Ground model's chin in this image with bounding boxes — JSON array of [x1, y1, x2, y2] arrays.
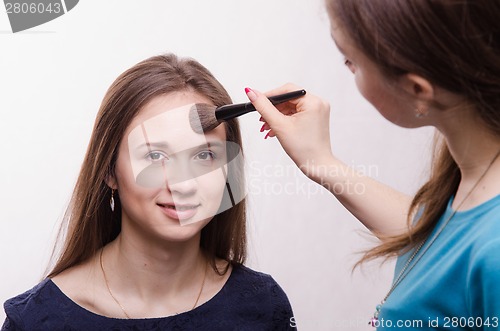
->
[[178, 212, 215, 227]]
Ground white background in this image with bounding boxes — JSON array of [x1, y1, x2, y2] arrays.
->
[[0, 1, 434, 330]]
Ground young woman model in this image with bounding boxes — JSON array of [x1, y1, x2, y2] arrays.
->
[[246, 0, 500, 329], [2, 54, 294, 330]]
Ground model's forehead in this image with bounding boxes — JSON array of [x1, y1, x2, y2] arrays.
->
[[127, 107, 224, 153], [126, 92, 227, 157], [130, 92, 213, 128]]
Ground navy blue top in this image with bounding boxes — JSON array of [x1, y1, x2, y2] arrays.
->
[[2, 265, 295, 331]]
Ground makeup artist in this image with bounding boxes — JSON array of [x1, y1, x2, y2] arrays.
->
[[245, 0, 500, 329]]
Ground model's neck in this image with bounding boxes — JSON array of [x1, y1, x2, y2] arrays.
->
[[104, 230, 205, 302]]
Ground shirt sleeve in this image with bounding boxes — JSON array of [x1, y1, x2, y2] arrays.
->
[[264, 276, 296, 330], [2, 307, 22, 331], [467, 238, 500, 330]]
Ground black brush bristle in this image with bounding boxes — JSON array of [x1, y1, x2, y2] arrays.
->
[[189, 89, 307, 133], [189, 103, 219, 133]]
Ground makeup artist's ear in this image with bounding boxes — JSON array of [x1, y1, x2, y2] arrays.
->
[[400, 73, 435, 102]]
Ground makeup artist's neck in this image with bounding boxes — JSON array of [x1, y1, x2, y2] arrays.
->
[[436, 106, 500, 208], [107, 230, 205, 299]]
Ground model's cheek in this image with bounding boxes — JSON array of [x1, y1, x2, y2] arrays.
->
[[177, 169, 226, 226], [116, 154, 160, 198], [181, 143, 247, 225]]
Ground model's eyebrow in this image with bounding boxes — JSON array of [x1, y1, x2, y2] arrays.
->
[[136, 140, 225, 151], [136, 142, 169, 150], [203, 141, 225, 148]]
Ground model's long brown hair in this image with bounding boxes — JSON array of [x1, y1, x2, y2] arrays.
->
[[326, 0, 500, 261], [47, 54, 246, 278]]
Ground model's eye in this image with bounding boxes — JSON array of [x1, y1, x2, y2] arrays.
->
[[195, 151, 216, 161], [146, 151, 167, 162]]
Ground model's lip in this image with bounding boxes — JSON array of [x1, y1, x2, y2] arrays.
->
[[156, 203, 201, 210], [157, 202, 200, 220]]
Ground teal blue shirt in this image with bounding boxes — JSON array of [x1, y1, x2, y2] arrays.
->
[[378, 195, 500, 330]]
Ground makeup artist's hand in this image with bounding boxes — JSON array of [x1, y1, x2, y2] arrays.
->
[[245, 83, 334, 182], [246, 84, 412, 235]]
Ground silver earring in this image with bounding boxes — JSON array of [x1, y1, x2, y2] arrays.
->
[[110, 189, 115, 212]]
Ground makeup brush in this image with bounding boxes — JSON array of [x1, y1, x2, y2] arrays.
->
[[189, 89, 306, 133]]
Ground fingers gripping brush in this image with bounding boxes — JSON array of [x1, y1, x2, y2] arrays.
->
[[189, 89, 306, 133]]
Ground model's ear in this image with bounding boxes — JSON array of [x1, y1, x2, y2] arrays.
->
[[105, 170, 118, 190], [400, 73, 435, 102]]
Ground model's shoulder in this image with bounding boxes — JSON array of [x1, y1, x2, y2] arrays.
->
[[232, 264, 276, 284], [5, 279, 54, 306], [3, 279, 58, 329], [50, 254, 109, 314], [225, 265, 294, 328], [50, 259, 97, 300], [230, 264, 290, 300]]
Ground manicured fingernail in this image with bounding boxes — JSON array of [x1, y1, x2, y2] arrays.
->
[[245, 87, 257, 102], [264, 132, 270, 139], [260, 124, 266, 132], [259, 116, 264, 122]]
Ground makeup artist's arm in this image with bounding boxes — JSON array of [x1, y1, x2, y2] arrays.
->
[[246, 84, 412, 237]]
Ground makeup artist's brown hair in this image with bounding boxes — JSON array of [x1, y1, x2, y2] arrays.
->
[[326, 0, 500, 261], [47, 54, 246, 277]]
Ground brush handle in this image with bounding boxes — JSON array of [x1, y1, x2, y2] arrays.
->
[[215, 89, 306, 121]]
